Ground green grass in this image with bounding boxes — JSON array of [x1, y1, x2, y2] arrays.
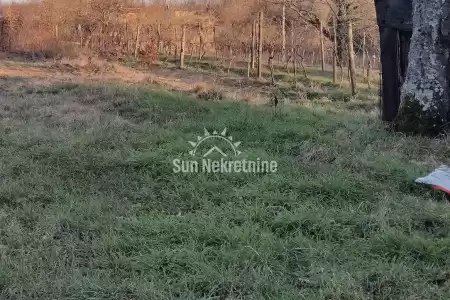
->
[[120, 56, 380, 111], [1, 78, 450, 299]]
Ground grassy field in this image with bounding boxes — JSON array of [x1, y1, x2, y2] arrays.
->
[[1, 59, 450, 299], [121, 55, 379, 106]]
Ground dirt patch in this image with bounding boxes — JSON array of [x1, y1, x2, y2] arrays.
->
[[0, 55, 281, 105]]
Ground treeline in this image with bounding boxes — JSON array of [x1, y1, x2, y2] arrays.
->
[[0, 0, 378, 92]]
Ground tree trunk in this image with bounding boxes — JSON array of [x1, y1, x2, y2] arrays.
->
[[333, 17, 338, 84], [197, 22, 203, 60], [396, 0, 450, 135], [362, 31, 366, 77], [299, 52, 308, 78], [78, 24, 83, 47], [125, 23, 130, 54], [134, 25, 140, 58], [189, 43, 194, 62], [174, 27, 178, 58], [157, 23, 162, 54], [286, 24, 294, 72], [180, 25, 186, 69], [339, 62, 344, 87], [347, 20, 357, 96], [292, 24, 297, 81], [269, 48, 275, 84], [336, 6, 346, 69], [247, 47, 251, 78], [293, 51, 297, 83], [251, 20, 256, 69], [227, 47, 234, 74], [281, 1, 286, 63], [320, 20, 325, 72], [367, 55, 372, 89], [213, 26, 218, 59], [258, 10, 264, 80]]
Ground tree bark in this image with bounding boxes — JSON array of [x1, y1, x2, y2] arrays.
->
[[197, 22, 203, 60], [180, 25, 186, 69], [333, 17, 338, 84], [299, 52, 308, 78], [157, 23, 162, 54], [247, 47, 251, 78], [347, 20, 357, 96], [336, 4, 346, 69], [189, 43, 194, 62], [78, 24, 83, 47], [174, 27, 178, 58], [362, 31, 366, 77], [134, 25, 140, 58], [251, 20, 256, 69], [396, 0, 450, 135], [287, 24, 294, 72], [320, 20, 325, 72], [269, 48, 275, 84], [258, 10, 264, 80], [292, 23, 297, 82], [281, 1, 286, 63], [227, 47, 234, 74], [367, 55, 372, 89], [213, 26, 218, 59], [293, 56, 297, 83]]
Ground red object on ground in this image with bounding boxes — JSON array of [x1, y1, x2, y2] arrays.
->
[[432, 185, 450, 194]]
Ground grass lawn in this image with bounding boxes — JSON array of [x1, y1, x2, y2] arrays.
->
[[1, 77, 450, 299]]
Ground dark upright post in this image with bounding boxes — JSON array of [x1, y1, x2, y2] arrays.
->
[[374, 0, 413, 122]]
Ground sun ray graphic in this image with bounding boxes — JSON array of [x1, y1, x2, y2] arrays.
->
[[188, 128, 242, 157]]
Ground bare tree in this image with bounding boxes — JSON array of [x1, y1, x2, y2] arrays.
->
[[134, 24, 141, 58], [180, 25, 186, 69], [319, 19, 325, 71], [347, 16, 356, 96], [251, 19, 256, 69], [281, 0, 286, 63], [332, 16, 338, 84], [258, 9, 263, 79]]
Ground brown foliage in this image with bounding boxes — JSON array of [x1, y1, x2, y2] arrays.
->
[[0, 0, 377, 71]]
